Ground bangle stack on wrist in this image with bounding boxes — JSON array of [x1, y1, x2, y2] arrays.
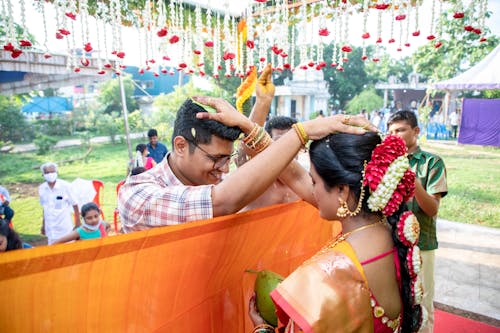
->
[[292, 123, 309, 146], [243, 124, 272, 153], [252, 323, 275, 333]]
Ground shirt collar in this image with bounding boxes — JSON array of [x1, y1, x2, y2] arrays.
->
[[408, 146, 423, 160]]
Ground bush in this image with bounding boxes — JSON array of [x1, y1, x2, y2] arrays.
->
[[32, 118, 73, 137], [345, 88, 383, 115], [33, 134, 58, 155], [0, 96, 34, 142]]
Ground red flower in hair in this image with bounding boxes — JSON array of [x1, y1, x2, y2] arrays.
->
[[364, 135, 415, 216]]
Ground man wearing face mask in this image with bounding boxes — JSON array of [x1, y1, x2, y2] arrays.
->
[[38, 162, 80, 245]]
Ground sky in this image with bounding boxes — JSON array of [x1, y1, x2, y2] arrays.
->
[[8, 0, 500, 67]]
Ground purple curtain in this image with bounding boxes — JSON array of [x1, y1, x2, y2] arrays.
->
[[459, 99, 500, 147]]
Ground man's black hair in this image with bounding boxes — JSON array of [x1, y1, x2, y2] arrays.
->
[[147, 129, 158, 138], [264, 116, 297, 135], [172, 99, 242, 151], [387, 110, 419, 128]]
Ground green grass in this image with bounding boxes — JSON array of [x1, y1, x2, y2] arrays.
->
[[0, 139, 148, 243], [420, 140, 500, 228], [1, 139, 499, 244]]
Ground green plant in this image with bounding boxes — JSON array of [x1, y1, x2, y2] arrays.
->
[[345, 88, 384, 115], [33, 134, 58, 155], [96, 112, 121, 144]]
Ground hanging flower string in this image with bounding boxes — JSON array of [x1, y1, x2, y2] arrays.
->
[[3, 1, 492, 77]]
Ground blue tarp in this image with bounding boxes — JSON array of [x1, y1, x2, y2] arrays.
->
[[22, 97, 73, 113]]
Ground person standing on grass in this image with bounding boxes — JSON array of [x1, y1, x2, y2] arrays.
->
[[38, 162, 80, 245], [0, 185, 14, 226], [388, 110, 448, 333], [147, 129, 168, 164], [449, 110, 459, 139]]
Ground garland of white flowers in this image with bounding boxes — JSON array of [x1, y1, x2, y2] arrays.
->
[[213, 12, 221, 78], [367, 155, 410, 213]]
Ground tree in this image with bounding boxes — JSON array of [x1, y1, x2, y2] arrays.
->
[[410, 6, 499, 83], [97, 75, 137, 114], [345, 88, 383, 115], [365, 53, 413, 84], [0, 96, 33, 143], [322, 45, 369, 108]]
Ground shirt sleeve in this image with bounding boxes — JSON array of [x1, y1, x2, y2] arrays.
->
[[65, 182, 79, 206], [425, 157, 448, 198]]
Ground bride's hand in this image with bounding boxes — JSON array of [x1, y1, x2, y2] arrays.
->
[[249, 293, 266, 326]]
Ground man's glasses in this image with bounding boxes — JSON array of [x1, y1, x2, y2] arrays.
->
[[186, 139, 236, 169]]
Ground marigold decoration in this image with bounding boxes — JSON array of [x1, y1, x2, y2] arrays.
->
[[236, 66, 257, 113], [363, 135, 416, 217]]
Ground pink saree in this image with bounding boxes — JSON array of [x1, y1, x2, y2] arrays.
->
[[270, 241, 374, 333]]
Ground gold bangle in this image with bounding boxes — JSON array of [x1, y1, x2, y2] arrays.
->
[[292, 123, 309, 146], [252, 323, 275, 333], [243, 124, 260, 144]]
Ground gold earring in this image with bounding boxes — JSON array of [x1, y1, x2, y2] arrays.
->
[[337, 198, 350, 218]]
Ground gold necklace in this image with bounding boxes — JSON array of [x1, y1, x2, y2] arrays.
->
[[326, 218, 386, 250]]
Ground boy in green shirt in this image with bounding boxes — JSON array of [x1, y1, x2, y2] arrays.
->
[[388, 110, 448, 333]]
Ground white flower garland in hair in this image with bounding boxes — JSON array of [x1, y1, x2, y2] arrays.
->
[[367, 155, 410, 212]]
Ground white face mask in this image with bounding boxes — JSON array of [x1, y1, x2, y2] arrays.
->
[[43, 172, 58, 183], [82, 220, 101, 231]]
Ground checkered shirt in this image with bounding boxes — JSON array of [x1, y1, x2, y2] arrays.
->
[[118, 154, 214, 232]]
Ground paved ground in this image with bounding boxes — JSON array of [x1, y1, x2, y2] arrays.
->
[[435, 219, 500, 326], [11, 132, 146, 153]]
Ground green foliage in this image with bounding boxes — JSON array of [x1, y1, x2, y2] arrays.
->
[[345, 88, 383, 114], [0, 96, 33, 143], [33, 134, 58, 155], [96, 112, 121, 144], [32, 118, 73, 137], [365, 53, 413, 83], [410, 7, 499, 83], [322, 45, 369, 108], [483, 90, 500, 99], [98, 75, 138, 114]]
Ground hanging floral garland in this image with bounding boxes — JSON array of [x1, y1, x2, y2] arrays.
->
[[236, 66, 257, 113], [3, 0, 492, 80]]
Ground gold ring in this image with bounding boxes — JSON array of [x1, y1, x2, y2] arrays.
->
[[362, 123, 371, 130], [343, 115, 352, 125]]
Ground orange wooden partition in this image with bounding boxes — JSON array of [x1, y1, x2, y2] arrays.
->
[[0, 201, 340, 332]]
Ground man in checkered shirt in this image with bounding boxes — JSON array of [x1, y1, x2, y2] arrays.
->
[[118, 67, 374, 232]]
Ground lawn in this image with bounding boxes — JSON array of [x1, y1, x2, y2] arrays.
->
[[1, 138, 499, 244]]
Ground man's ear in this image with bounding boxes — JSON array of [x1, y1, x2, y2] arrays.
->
[[173, 136, 189, 157], [414, 126, 421, 136]]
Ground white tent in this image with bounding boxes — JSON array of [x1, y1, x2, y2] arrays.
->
[[433, 44, 500, 90]]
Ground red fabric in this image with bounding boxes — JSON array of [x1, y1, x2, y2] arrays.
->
[[435, 309, 500, 333]]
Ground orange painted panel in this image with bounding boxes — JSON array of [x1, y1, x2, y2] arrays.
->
[[0, 201, 340, 332]]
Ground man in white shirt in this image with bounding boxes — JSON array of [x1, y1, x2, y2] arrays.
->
[[449, 110, 459, 139], [38, 162, 80, 244]]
